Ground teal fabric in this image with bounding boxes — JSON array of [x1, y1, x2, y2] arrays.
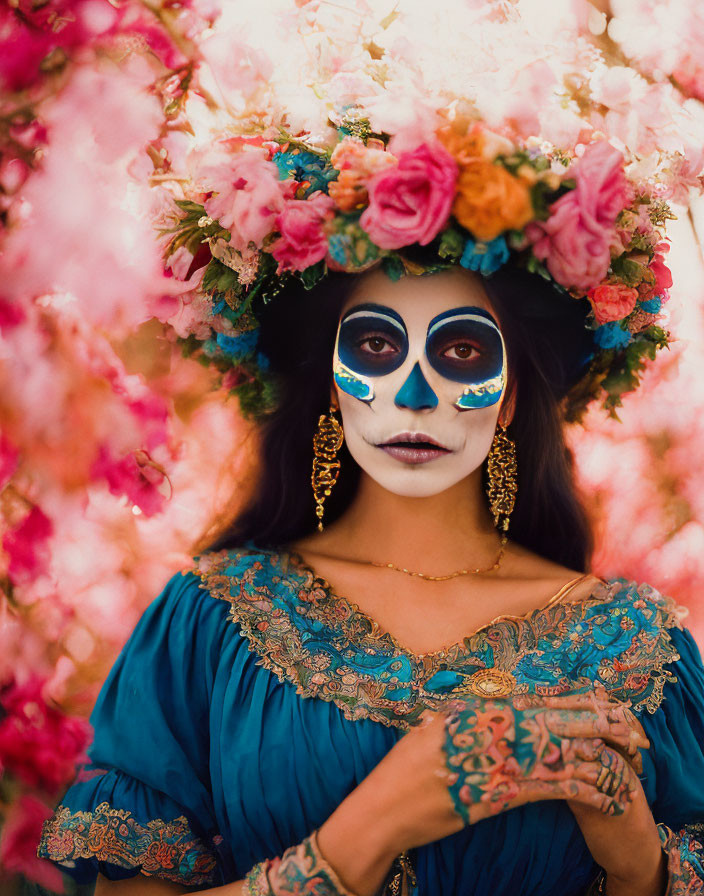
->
[[36, 551, 704, 895]]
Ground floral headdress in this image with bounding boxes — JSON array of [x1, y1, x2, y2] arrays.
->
[[164, 105, 674, 423]]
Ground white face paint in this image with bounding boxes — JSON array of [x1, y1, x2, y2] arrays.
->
[[332, 268, 508, 498]]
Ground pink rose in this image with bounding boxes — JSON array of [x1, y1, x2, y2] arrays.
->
[[527, 141, 631, 293], [587, 282, 640, 326], [359, 141, 458, 250], [270, 192, 335, 273], [202, 150, 288, 252]]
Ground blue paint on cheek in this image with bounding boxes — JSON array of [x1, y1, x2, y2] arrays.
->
[[334, 366, 374, 402], [454, 372, 505, 410], [395, 362, 439, 410]]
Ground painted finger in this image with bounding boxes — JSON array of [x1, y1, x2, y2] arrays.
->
[[517, 776, 633, 816], [565, 731, 644, 775], [531, 737, 639, 785], [591, 746, 638, 802], [614, 702, 648, 741], [513, 692, 618, 712], [543, 708, 649, 756], [561, 736, 606, 764]]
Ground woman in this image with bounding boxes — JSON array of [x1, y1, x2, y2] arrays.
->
[[36, 258, 704, 896]]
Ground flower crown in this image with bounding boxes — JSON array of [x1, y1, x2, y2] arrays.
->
[[164, 109, 674, 422]]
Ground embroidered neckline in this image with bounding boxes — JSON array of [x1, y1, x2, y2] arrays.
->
[[285, 547, 607, 662], [190, 545, 686, 728]]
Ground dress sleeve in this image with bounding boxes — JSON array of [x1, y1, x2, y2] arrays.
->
[[36, 568, 230, 890], [641, 624, 704, 893]]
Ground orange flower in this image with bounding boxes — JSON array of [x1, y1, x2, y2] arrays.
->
[[328, 136, 396, 212], [452, 160, 534, 242], [328, 169, 368, 212], [436, 123, 534, 241], [436, 123, 485, 166]]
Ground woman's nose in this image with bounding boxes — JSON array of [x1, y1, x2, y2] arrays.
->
[[394, 362, 439, 410]]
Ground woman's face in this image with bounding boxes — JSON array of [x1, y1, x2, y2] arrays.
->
[[332, 267, 512, 498]]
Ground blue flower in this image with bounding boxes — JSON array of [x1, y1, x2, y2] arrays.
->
[[640, 296, 662, 313], [273, 150, 335, 196], [327, 234, 347, 266], [459, 236, 510, 275], [211, 298, 227, 315], [216, 329, 259, 361], [594, 321, 632, 350]]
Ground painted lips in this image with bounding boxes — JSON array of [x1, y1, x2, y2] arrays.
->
[[376, 432, 452, 465]]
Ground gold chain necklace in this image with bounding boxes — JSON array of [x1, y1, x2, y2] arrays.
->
[[369, 533, 508, 581]]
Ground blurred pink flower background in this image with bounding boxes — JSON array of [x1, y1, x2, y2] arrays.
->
[[1, 0, 704, 891]]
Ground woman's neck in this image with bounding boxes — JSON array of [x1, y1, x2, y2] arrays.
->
[[311, 468, 502, 569]]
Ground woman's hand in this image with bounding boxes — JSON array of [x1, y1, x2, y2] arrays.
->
[[442, 688, 648, 825], [361, 686, 650, 854], [317, 686, 652, 893]]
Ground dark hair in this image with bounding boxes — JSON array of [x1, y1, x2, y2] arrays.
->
[[202, 263, 596, 571]]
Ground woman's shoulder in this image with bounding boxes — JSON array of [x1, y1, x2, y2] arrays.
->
[[188, 542, 292, 595], [554, 574, 698, 715], [505, 543, 689, 632], [184, 542, 307, 631], [584, 575, 690, 631], [128, 546, 287, 650]]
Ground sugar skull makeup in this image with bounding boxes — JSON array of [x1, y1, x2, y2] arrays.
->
[[332, 268, 508, 498], [335, 306, 506, 410]]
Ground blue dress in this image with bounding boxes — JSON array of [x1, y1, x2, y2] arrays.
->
[[37, 545, 704, 895]]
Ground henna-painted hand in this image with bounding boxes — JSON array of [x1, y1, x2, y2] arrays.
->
[[442, 687, 649, 825], [359, 686, 650, 856]]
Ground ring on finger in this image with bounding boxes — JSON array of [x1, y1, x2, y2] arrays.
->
[[596, 765, 614, 793]]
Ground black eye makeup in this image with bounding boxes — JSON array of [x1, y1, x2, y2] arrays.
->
[[336, 303, 408, 377], [333, 302, 506, 409], [426, 307, 504, 382], [426, 307, 506, 409]]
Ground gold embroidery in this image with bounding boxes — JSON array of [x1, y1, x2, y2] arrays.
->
[[190, 547, 686, 729], [37, 801, 218, 886], [454, 668, 518, 698]]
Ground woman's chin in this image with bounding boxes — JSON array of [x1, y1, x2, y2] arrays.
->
[[362, 464, 476, 499]]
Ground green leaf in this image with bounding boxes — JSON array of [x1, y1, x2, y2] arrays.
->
[[529, 181, 554, 220], [174, 199, 207, 217], [298, 260, 327, 290], [610, 254, 646, 287], [437, 226, 465, 262], [524, 254, 552, 281], [201, 258, 247, 317], [177, 333, 203, 359], [381, 254, 407, 281], [232, 368, 281, 419]]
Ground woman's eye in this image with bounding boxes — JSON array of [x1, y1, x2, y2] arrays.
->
[[358, 336, 397, 355], [442, 342, 479, 361]]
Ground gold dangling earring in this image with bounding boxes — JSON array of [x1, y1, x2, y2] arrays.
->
[[312, 404, 344, 532], [486, 422, 517, 541]]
